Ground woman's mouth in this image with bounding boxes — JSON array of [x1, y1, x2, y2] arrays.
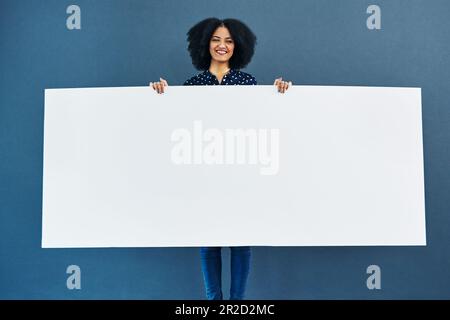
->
[[216, 50, 228, 55]]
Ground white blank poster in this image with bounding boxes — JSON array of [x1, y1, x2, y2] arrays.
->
[[42, 85, 426, 247]]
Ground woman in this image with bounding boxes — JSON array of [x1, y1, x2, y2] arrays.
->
[[150, 18, 292, 300]]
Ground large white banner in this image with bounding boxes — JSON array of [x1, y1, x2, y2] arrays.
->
[[42, 85, 426, 247]]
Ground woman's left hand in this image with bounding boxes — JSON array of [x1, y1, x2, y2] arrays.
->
[[274, 77, 292, 93]]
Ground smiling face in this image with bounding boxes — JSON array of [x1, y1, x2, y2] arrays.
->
[[209, 26, 235, 64]]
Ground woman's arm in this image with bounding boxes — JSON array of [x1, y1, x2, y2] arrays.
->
[[150, 76, 292, 93]]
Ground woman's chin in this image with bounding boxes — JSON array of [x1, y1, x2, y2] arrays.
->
[[211, 55, 231, 63]]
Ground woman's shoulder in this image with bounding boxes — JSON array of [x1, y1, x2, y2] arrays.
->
[[234, 70, 255, 78], [183, 71, 208, 86], [233, 70, 257, 85]]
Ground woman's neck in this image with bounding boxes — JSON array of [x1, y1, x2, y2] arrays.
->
[[209, 61, 231, 76]]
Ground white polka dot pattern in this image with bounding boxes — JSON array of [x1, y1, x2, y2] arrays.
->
[[183, 69, 257, 86]]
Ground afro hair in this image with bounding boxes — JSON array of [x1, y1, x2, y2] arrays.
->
[[186, 17, 257, 71]]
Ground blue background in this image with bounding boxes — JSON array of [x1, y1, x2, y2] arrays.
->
[[1, 0, 449, 299]]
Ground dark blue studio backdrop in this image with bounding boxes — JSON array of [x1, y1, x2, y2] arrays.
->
[[1, 0, 449, 299]]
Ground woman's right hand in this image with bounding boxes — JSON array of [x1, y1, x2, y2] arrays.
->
[[149, 77, 168, 94]]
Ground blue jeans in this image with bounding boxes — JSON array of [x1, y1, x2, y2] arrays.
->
[[200, 246, 251, 300]]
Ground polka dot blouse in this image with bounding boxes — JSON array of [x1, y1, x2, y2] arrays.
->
[[183, 69, 257, 86]]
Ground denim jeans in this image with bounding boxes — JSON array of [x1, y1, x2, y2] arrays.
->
[[200, 246, 251, 300]]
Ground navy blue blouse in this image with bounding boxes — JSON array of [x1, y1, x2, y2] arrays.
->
[[183, 69, 257, 86]]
